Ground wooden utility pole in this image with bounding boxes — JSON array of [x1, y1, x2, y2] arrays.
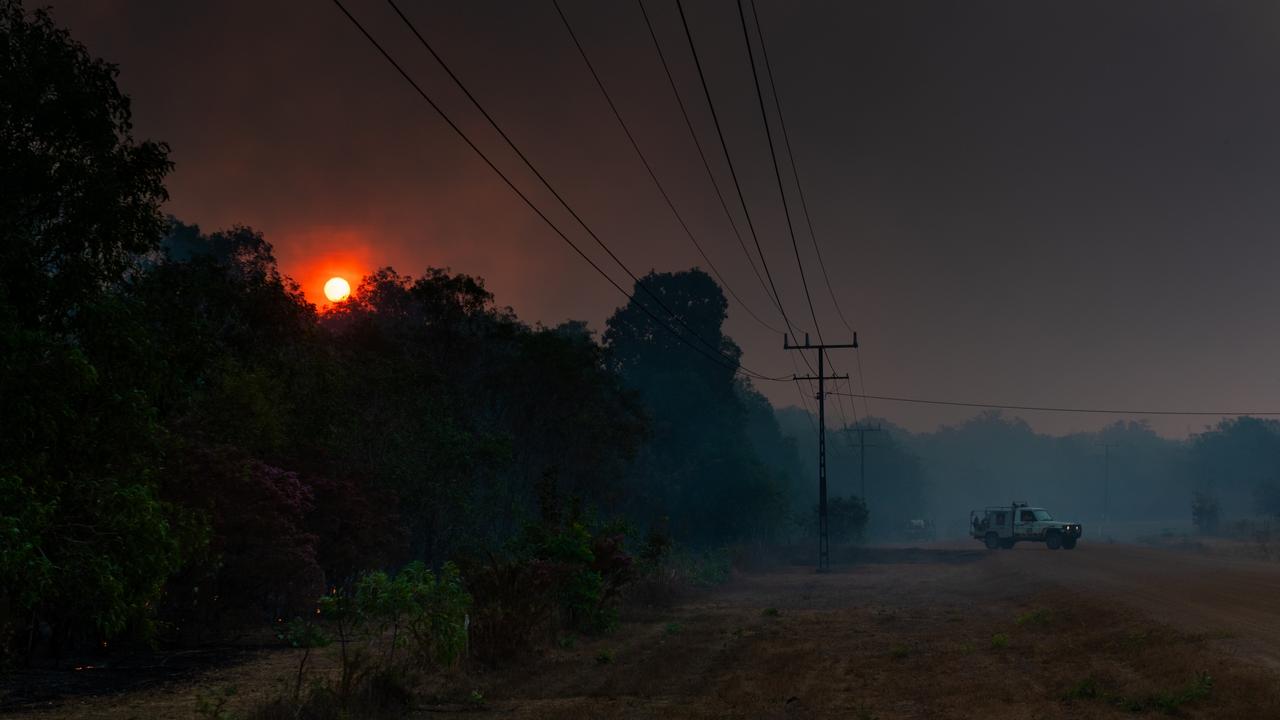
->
[[1098, 442, 1120, 538], [845, 424, 882, 501], [786, 332, 856, 573]]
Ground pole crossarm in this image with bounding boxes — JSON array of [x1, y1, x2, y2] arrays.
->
[[794, 374, 849, 383], [784, 333, 858, 351]]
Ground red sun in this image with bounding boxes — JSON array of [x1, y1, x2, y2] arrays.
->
[[323, 276, 351, 302]]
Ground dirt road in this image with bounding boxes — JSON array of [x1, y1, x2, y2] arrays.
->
[[985, 542, 1280, 668], [445, 543, 1280, 719]]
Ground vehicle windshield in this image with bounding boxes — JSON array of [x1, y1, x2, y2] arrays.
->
[[1033, 509, 1053, 521]]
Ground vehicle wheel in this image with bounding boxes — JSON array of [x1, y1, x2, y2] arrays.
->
[[1000, 539, 1015, 550], [1062, 537, 1077, 550], [985, 532, 1000, 550], [1046, 531, 1063, 550]]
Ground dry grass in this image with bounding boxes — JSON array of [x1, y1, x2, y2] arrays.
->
[[8, 548, 1280, 719]]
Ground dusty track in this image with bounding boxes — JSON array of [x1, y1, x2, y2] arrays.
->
[[445, 543, 1280, 719], [984, 541, 1280, 667]]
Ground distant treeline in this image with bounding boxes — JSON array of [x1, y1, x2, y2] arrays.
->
[[779, 408, 1280, 540]]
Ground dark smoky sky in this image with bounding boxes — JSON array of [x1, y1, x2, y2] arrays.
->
[[51, 0, 1280, 437]]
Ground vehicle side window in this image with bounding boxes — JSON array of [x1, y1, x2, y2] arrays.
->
[[993, 512, 1006, 525], [1020, 510, 1035, 522]]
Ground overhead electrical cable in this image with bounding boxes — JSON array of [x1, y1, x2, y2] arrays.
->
[[747, 0, 853, 340], [745, 0, 871, 421], [376, 0, 784, 381], [734, 0, 825, 348], [829, 392, 1280, 416], [673, 0, 809, 347], [634, 0, 786, 328], [551, 0, 783, 335], [331, 0, 786, 382]]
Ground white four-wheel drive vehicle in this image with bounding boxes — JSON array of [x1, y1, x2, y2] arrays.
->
[[970, 502, 1082, 550]]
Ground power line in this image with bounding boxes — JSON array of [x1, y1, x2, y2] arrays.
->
[[673, 0, 808, 347], [853, 349, 872, 419], [331, 0, 785, 383], [786, 352, 818, 432], [551, 0, 782, 335], [376, 0, 783, 382], [734, 0, 825, 349], [746, 0, 873, 421], [634, 0, 787, 332], [829, 391, 1280, 416], [747, 0, 852, 340]]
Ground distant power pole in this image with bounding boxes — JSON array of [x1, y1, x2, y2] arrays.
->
[[785, 332, 857, 573], [1098, 442, 1120, 537], [844, 424, 882, 501]]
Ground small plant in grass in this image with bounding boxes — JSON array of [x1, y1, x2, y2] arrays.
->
[[1149, 672, 1213, 713], [990, 633, 1009, 649], [762, 607, 780, 617], [664, 622, 683, 635], [595, 649, 615, 664], [1015, 608, 1053, 627], [194, 685, 237, 719], [1062, 676, 1101, 701], [889, 644, 909, 660], [467, 689, 486, 708], [1063, 671, 1212, 712], [853, 704, 878, 720], [557, 634, 577, 648], [278, 616, 331, 700]]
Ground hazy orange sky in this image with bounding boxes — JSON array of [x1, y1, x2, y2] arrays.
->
[[51, 0, 1280, 437]]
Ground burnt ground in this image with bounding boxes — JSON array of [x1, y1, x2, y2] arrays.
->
[[7, 543, 1280, 719]]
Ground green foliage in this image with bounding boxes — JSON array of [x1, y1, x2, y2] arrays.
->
[[1151, 672, 1213, 713], [604, 270, 799, 543], [683, 548, 732, 588], [762, 607, 781, 618], [1063, 676, 1100, 700], [1063, 672, 1213, 714], [401, 562, 472, 668], [990, 633, 1010, 649], [278, 616, 330, 700], [827, 496, 869, 544], [1, 0, 172, 327], [194, 686, 238, 720], [341, 562, 472, 670], [1015, 608, 1053, 627], [513, 477, 634, 635]]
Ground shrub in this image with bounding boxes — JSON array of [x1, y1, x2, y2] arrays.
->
[[461, 553, 558, 663], [1192, 492, 1220, 535], [462, 478, 636, 662]]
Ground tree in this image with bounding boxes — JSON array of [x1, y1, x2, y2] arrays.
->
[[604, 269, 790, 542], [1189, 417, 1280, 521], [0, 2, 181, 661], [1, 0, 172, 328]]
